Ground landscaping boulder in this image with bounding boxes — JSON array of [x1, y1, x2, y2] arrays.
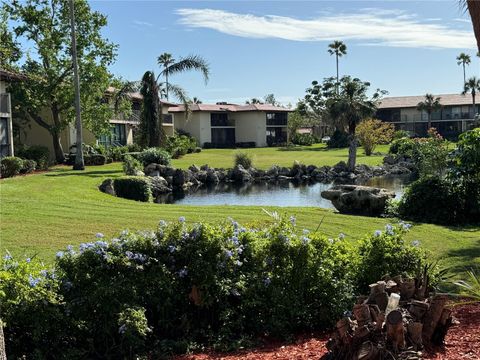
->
[[99, 178, 115, 196], [230, 165, 253, 182], [205, 168, 219, 184], [150, 176, 171, 196], [321, 184, 395, 216], [172, 169, 185, 188]]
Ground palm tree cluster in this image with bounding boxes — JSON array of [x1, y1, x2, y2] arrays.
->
[[416, 94, 442, 130], [456, 51, 480, 119]]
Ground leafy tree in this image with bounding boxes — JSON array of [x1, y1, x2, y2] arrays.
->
[[5, 0, 117, 163], [327, 40, 347, 92], [264, 93, 279, 106], [157, 53, 209, 100], [297, 80, 329, 126], [356, 119, 394, 156], [457, 52, 471, 86], [0, 8, 21, 69], [287, 110, 315, 139], [245, 98, 263, 104], [325, 76, 386, 171], [416, 94, 442, 130], [462, 76, 480, 118]]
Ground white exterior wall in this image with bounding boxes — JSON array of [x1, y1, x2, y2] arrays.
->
[[234, 112, 267, 147]]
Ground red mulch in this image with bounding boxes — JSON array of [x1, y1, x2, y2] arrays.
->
[[174, 303, 480, 360]]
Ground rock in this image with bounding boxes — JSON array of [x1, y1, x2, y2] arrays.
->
[[306, 164, 317, 174], [321, 185, 395, 216], [205, 168, 219, 184], [267, 165, 279, 177], [189, 164, 200, 173], [150, 176, 171, 196], [383, 155, 396, 165], [231, 165, 253, 182], [278, 167, 290, 177], [172, 169, 185, 188], [200, 164, 210, 171], [99, 178, 115, 196], [332, 161, 349, 173]]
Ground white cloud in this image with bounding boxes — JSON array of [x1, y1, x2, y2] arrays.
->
[[132, 20, 154, 27], [176, 8, 476, 49]]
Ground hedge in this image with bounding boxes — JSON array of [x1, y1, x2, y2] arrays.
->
[[113, 176, 152, 202]]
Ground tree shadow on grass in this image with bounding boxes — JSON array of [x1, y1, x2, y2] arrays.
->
[[277, 146, 332, 152], [445, 238, 480, 275], [45, 169, 123, 178]]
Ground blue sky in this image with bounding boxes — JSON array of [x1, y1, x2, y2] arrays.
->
[[89, 0, 479, 105]]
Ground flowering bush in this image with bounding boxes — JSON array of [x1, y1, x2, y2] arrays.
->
[[1, 218, 429, 358], [138, 147, 171, 166]]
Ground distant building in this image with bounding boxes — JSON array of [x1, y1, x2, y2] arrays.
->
[[377, 94, 478, 139], [169, 103, 291, 147]]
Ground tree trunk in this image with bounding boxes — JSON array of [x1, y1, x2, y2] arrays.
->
[[336, 55, 339, 94], [463, 63, 466, 86], [165, 70, 169, 100], [427, 112, 431, 131], [347, 122, 357, 172], [472, 93, 476, 119], [70, 0, 85, 170], [468, 0, 480, 52], [0, 319, 6, 360], [51, 105, 65, 163]]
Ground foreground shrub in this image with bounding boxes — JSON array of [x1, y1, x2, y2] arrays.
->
[[20, 159, 36, 174], [122, 154, 143, 176], [234, 151, 253, 169], [166, 134, 197, 158], [290, 133, 318, 146], [1, 218, 429, 358], [356, 119, 394, 156], [138, 147, 171, 166], [327, 129, 349, 148], [113, 176, 152, 202], [0, 156, 24, 178], [16, 145, 50, 170], [397, 176, 462, 225], [84, 154, 107, 166]]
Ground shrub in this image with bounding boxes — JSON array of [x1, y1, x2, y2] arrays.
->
[[234, 151, 253, 169], [356, 119, 395, 156], [327, 129, 349, 148], [113, 176, 152, 202], [397, 176, 462, 225], [166, 135, 197, 157], [16, 145, 50, 170], [393, 130, 410, 140], [0, 156, 24, 178], [290, 133, 318, 146], [20, 159, 37, 174], [84, 154, 107, 166], [389, 137, 415, 156], [138, 147, 171, 166], [122, 155, 143, 176], [2, 217, 428, 358], [194, 147, 202, 153]]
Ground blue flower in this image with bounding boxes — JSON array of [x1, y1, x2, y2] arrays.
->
[[328, 238, 334, 244], [118, 324, 127, 334], [56, 251, 64, 259], [289, 215, 296, 226], [178, 216, 186, 223], [338, 233, 345, 240], [159, 220, 167, 227], [303, 229, 310, 235], [28, 275, 40, 287], [232, 221, 239, 230], [235, 260, 243, 267], [385, 224, 394, 235], [26, 258, 31, 263], [40, 269, 48, 277], [400, 222, 412, 231], [237, 246, 243, 254], [95, 240, 108, 249], [3, 254, 12, 261], [95, 232, 104, 238], [263, 277, 271, 286], [225, 250, 233, 258], [374, 230, 382, 237], [168, 245, 176, 253], [412, 240, 420, 247], [178, 267, 188, 278], [231, 236, 239, 245], [120, 230, 129, 236], [125, 251, 134, 259], [301, 236, 310, 245], [79, 242, 95, 253]]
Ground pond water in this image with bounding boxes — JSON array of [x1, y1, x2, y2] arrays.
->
[[156, 176, 412, 208]]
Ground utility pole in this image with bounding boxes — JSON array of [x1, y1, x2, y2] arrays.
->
[[70, 0, 85, 170]]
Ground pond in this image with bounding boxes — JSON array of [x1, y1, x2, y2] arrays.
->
[[155, 176, 412, 208]]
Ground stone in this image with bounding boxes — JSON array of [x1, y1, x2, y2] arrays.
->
[[278, 167, 290, 177], [205, 168, 219, 184], [172, 169, 185, 188], [150, 176, 171, 197], [267, 165, 279, 177], [230, 164, 253, 182], [306, 164, 317, 174], [189, 164, 200, 173], [383, 155, 396, 165], [99, 178, 115, 196], [332, 161, 349, 173], [321, 184, 395, 216]]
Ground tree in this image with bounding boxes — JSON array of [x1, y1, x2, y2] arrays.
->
[[0, 8, 21, 69], [264, 93, 279, 106], [190, 97, 202, 104], [464, 1, 480, 51], [245, 98, 263, 104], [5, 0, 117, 163], [416, 94, 442, 130], [325, 76, 386, 171], [457, 52, 471, 86], [157, 53, 209, 100], [462, 76, 480, 118], [356, 119, 395, 156], [327, 40, 347, 93]]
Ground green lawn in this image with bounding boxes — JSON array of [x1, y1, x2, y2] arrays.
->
[[0, 147, 478, 275], [171, 143, 389, 169]]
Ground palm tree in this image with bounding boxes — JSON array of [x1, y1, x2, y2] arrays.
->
[[457, 52, 471, 86], [462, 76, 480, 118], [416, 94, 442, 130], [246, 98, 263, 104], [327, 40, 347, 92], [190, 97, 202, 104], [463, 1, 480, 51], [326, 76, 385, 171], [158, 53, 209, 100]]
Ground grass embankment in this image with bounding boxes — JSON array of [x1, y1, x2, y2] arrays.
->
[[0, 145, 478, 274]]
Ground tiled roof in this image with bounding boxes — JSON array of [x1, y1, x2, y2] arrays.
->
[[105, 86, 177, 106], [378, 94, 473, 109], [0, 69, 27, 81], [168, 103, 292, 113]]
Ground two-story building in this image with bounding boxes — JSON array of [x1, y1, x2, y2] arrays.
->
[[377, 94, 478, 139], [169, 103, 291, 147]]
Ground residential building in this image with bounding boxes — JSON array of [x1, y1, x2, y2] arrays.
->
[[377, 94, 479, 139], [169, 103, 291, 147], [0, 70, 24, 158]]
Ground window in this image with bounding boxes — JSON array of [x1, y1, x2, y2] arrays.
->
[[163, 114, 173, 124], [98, 124, 127, 147], [211, 113, 234, 127], [211, 128, 235, 147], [266, 127, 287, 146], [266, 112, 287, 126]]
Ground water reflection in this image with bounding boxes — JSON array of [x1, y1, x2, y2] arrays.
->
[[155, 175, 412, 208]]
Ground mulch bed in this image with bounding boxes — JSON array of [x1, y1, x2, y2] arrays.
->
[[174, 302, 480, 360]]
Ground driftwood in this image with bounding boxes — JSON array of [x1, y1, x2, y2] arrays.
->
[[323, 274, 453, 360]]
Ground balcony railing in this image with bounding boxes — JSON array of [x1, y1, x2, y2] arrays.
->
[[0, 93, 11, 114], [112, 109, 141, 123]]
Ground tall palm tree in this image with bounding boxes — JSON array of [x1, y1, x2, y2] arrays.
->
[[463, 1, 480, 51], [457, 52, 471, 86], [158, 53, 209, 100], [462, 76, 480, 118], [327, 40, 347, 92], [416, 94, 442, 130], [326, 76, 385, 171], [190, 97, 202, 104]]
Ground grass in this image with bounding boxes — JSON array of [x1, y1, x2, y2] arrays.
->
[[171, 143, 389, 169], [0, 146, 478, 275]]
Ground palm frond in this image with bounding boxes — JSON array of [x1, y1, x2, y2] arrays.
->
[[161, 55, 210, 83], [164, 82, 191, 118], [113, 80, 141, 113]]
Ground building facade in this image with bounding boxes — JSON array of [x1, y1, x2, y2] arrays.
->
[[170, 103, 290, 148], [377, 94, 479, 139], [0, 70, 23, 158]]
